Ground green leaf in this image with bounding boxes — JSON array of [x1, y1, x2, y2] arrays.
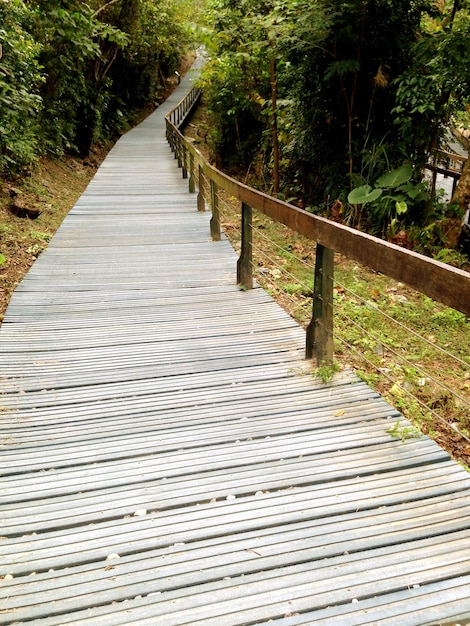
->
[[0, 253, 6, 267], [406, 185, 426, 200], [376, 165, 413, 189], [395, 201, 408, 215], [348, 185, 382, 205]]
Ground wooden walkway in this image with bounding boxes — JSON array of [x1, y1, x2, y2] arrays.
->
[[1, 64, 470, 626]]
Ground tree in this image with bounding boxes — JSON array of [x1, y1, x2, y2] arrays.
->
[[202, 0, 426, 203], [0, 0, 43, 174], [0, 0, 196, 173], [393, 0, 470, 167], [285, 0, 426, 208], [107, 0, 192, 120], [203, 0, 470, 243], [18, 0, 130, 156]]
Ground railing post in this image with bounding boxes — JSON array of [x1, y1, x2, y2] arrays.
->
[[210, 179, 221, 241], [197, 165, 205, 212], [189, 153, 195, 193], [306, 244, 334, 365], [237, 202, 253, 290], [181, 145, 188, 179], [166, 124, 171, 149], [169, 131, 174, 152], [177, 139, 183, 169], [174, 133, 179, 160]]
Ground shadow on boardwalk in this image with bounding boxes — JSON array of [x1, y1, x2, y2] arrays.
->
[[1, 61, 470, 625]]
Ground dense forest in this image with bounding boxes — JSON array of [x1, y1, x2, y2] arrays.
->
[[0, 0, 199, 173], [198, 0, 470, 253], [1, 0, 470, 255]]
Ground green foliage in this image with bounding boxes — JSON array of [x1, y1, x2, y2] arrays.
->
[[314, 361, 341, 384], [432, 248, 470, 270], [0, 0, 196, 174], [203, 0, 470, 240], [429, 305, 466, 327], [200, 0, 309, 176], [376, 165, 413, 189], [348, 164, 429, 235], [283, 0, 425, 205], [201, 53, 267, 169], [107, 0, 192, 115], [393, 1, 470, 163], [201, 1, 271, 169], [29, 0, 130, 156], [0, 0, 43, 175], [386, 419, 422, 442], [348, 186, 383, 205]]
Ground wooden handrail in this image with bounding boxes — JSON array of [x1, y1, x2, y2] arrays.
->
[[166, 88, 470, 364], [438, 150, 466, 166]]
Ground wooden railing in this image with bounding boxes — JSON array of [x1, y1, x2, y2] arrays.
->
[[166, 88, 470, 366], [426, 150, 466, 198], [166, 86, 202, 130]]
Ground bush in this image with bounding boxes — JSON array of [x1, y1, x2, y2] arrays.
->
[[0, 0, 43, 175], [0, 0, 194, 173]]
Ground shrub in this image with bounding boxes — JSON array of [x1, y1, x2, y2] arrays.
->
[[0, 0, 43, 175]]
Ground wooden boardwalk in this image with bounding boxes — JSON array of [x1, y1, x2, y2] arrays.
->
[[1, 64, 470, 626]]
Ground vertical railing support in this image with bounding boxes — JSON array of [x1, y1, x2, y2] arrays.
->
[[175, 137, 181, 162], [166, 125, 172, 151], [306, 244, 334, 365], [237, 202, 253, 290], [189, 153, 196, 193], [210, 179, 221, 241], [197, 165, 205, 212], [181, 145, 188, 179]]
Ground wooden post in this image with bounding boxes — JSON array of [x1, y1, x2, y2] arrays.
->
[[166, 127, 173, 151], [306, 244, 334, 365], [197, 165, 205, 212], [181, 145, 188, 179], [189, 153, 195, 193], [175, 138, 182, 167], [237, 202, 253, 290], [210, 179, 221, 241]]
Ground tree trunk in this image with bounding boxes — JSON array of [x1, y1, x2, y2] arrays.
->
[[270, 56, 279, 194], [452, 155, 470, 207], [452, 156, 470, 255]]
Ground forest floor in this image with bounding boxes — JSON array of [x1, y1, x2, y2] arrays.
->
[[0, 65, 469, 468]]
